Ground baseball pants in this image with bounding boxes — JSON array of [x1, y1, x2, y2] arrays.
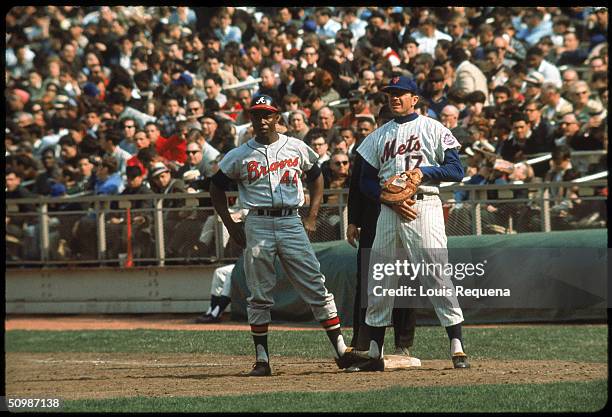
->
[[210, 264, 234, 298], [353, 224, 416, 350], [365, 195, 464, 328], [243, 213, 338, 325]]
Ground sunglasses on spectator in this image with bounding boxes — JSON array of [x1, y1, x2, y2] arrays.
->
[[311, 142, 326, 147], [333, 160, 349, 166]]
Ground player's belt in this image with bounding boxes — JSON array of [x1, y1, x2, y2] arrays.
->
[[411, 193, 438, 200], [255, 208, 297, 217]]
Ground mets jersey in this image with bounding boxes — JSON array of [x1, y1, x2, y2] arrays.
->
[[356, 114, 461, 194], [218, 134, 319, 209]]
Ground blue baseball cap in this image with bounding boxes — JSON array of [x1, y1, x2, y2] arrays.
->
[[250, 94, 279, 113], [381, 76, 420, 95], [172, 72, 193, 87]]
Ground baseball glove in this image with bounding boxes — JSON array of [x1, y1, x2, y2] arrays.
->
[[380, 169, 423, 205]]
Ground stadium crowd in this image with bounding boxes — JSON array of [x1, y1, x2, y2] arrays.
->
[[5, 6, 608, 262]]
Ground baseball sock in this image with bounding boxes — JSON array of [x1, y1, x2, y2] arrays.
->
[[368, 325, 386, 359], [211, 296, 231, 318], [321, 316, 347, 358], [250, 324, 270, 363], [206, 295, 220, 315], [445, 323, 465, 354]]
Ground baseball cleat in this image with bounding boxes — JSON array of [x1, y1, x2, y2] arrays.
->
[[393, 347, 411, 356], [335, 347, 365, 369], [248, 361, 272, 376], [452, 353, 470, 369], [345, 357, 385, 372], [195, 314, 221, 324]]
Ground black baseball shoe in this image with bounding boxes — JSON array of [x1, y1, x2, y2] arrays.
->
[[345, 357, 385, 372], [452, 353, 470, 369], [248, 361, 272, 376], [335, 347, 366, 369], [195, 314, 221, 324]]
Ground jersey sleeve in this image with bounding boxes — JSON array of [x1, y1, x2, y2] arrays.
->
[[356, 132, 380, 169], [298, 140, 319, 171], [217, 148, 241, 179], [436, 124, 461, 164]]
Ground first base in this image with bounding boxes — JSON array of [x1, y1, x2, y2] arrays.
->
[[384, 355, 422, 369]]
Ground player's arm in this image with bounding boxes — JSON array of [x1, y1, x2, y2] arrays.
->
[[361, 158, 417, 221], [210, 170, 245, 248], [419, 149, 465, 182], [359, 159, 382, 203], [304, 164, 323, 233]]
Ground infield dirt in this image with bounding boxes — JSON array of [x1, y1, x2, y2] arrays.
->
[[6, 352, 607, 400]]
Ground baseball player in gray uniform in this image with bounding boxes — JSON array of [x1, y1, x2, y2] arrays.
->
[[349, 76, 470, 372], [209, 94, 361, 376]]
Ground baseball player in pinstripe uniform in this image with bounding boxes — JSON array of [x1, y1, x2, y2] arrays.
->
[[348, 76, 470, 372], [209, 94, 361, 376]]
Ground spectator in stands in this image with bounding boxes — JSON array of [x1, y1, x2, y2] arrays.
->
[[525, 46, 562, 88], [94, 156, 123, 195], [76, 155, 96, 193], [516, 9, 553, 46], [556, 30, 589, 67], [287, 110, 310, 140], [100, 130, 132, 177], [440, 104, 471, 149], [568, 81, 604, 124], [58, 135, 81, 172], [186, 127, 220, 178], [209, 120, 237, 155], [33, 148, 62, 196], [522, 71, 545, 102], [449, 46, 489, 102], [422, 67, 449, 118], [305, 128, 330, 166], [339, 127, 358, 157], [411, 15, 452, 57], [523, 99, 555, 153], [108, 91, 156, 129], [157, 95, 185, 138], [354, 114, 377, 147], [540, 83, 574, 124], [214, 9, 242, 49]]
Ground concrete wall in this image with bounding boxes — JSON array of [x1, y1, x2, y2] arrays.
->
[[6, 265, 220, 314]]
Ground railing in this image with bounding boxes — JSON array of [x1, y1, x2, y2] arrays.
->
[[5, 180, 607, 268]]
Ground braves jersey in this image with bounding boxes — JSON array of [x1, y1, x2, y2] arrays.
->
[[218, 134, 319, 209], [356, 115, 461, 194]]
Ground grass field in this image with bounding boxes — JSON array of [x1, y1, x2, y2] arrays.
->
[[5, 325, 608, 412]]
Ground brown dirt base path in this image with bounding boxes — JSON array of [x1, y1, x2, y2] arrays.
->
[[5, 316, 607, 400], [5, 352, 607, 400]]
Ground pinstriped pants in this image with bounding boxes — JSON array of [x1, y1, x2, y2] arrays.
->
[[243, 213, 338, 325], [365, 196, 464, 328]]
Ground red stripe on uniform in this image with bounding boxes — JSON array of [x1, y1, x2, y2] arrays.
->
[[321, 317, 340, 328], [250, 324, 269, 333]]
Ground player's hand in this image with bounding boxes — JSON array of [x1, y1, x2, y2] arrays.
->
[[228, 221, 246, 249], [303, 215, 317, 235], [346, 224, 360, 248], [391, 199, 418, 221]]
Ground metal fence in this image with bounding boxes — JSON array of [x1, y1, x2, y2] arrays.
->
[[6, 180, 607, 268]]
